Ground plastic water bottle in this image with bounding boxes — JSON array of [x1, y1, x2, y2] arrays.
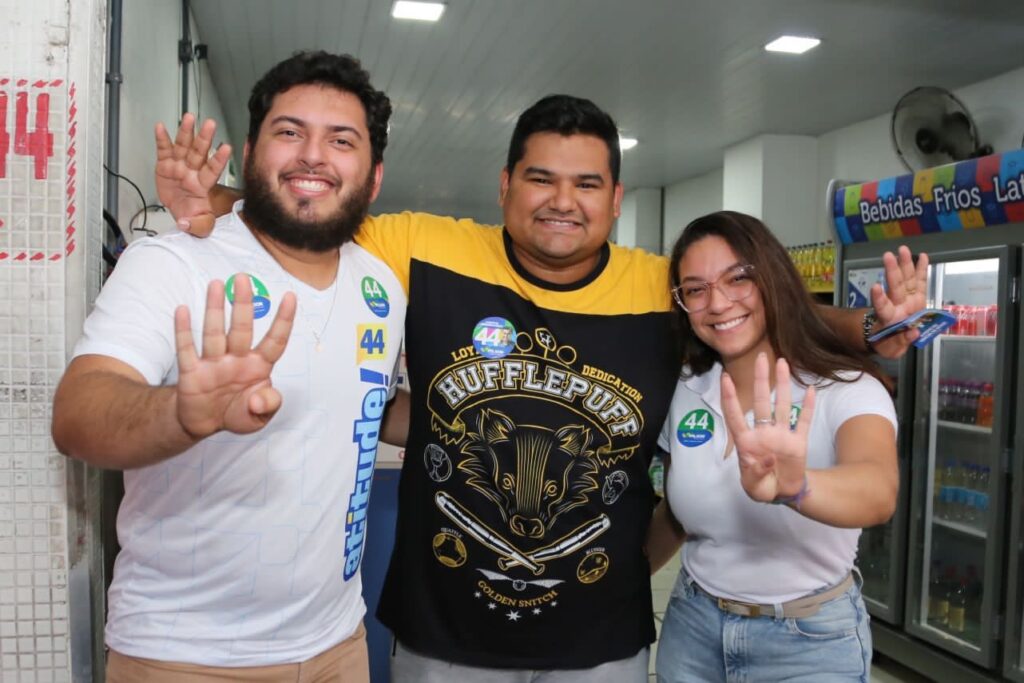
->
[[962, 465, 978, 524], [976, 467, 991, 528]]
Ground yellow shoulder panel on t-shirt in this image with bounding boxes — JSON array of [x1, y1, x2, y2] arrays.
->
[[355, 212, 672, 316]]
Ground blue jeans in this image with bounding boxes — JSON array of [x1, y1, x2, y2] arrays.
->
[[656, 569, 871, 682]]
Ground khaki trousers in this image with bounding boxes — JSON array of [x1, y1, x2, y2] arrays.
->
[[106, 622, 369, 683]]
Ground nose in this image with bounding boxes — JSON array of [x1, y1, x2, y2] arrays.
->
[[548, 180, 575, 212], [298, 136, 328, 168], [706, 283, 734, 313]]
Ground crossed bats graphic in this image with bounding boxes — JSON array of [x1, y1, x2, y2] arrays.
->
[[435, 491, 611, 576]]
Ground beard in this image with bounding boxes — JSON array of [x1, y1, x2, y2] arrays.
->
[[241, 158, 374, 252]]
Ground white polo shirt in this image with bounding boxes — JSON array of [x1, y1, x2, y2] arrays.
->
[[658, 363, 896, 603]]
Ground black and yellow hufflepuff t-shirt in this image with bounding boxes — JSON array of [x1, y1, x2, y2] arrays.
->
[[356, 212, 680, 669]]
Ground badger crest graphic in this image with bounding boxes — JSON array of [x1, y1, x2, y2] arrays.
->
[[459, 408, 599, 539]]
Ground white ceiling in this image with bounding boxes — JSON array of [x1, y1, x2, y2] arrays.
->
[[190, 0, 1024, 224]]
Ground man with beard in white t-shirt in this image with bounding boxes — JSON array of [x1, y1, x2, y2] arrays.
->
[[51, 52, 407, 682]]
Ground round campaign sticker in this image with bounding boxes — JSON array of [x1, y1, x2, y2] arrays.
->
[[225, 274, 271, 320], [676, 409, 714, 447], [361, 276, 390, 318], [472, 317, 517, 359]]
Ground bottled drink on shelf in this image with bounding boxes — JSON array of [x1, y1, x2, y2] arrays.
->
[[964, 382, 980, 425], [948, 381, 964, 423], [963, 465, 978, 524], [986, 304, 998, 336], [937, 379, 950, 420], [975, 466, 991, 529], [976, 383, 994, 427], [929, 561, 949, 627], [939, 460, 958, 520], [948, 576, 969, 635]]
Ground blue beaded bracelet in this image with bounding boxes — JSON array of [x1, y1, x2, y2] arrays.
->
[[771, 474, 810, 511]]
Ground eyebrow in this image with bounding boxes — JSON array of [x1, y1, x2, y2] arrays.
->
[[269, 116, 364, 138], [522, 166, 606, 184], [681, 262, 745, 283]]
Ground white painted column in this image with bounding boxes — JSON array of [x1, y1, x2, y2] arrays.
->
[[722, 134, 819, 245], [0, 1, 107, 681]]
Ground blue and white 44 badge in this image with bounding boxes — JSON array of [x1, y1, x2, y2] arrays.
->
[[361, 276, 390, 318], [472, 317, 517, 359], [677, 409, 714, 447]]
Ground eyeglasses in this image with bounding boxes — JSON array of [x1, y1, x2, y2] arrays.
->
[[671, 264, 756, 313]]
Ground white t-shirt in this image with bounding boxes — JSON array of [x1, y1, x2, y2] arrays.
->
[[73, 204, 406, 666], [657, 363, 896, 604]]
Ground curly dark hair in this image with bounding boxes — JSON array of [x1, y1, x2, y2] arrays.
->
[[668, 211, 885, 387], [506, 95, 621, 184], [247, 51, 391, 164]]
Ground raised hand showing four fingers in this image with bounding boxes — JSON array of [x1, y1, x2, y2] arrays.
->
[[174, 273, 297, 440], [870, 245, 930, 358], [155, 113, 232, 236], [720, 353, 816, 504]]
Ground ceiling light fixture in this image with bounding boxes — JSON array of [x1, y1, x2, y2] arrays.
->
[[619, 137, 638, 151], [392, 1, 445, 22], [764, 35, 820, 54]]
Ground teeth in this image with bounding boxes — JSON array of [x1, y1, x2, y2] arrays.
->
[[291, 179, 329, 191], [713, 316, 747, 331]]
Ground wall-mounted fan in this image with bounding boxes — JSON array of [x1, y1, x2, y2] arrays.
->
[[891, 86, 993, 172]]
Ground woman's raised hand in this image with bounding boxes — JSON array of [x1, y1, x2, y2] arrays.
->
[[720, 353, 816, 504]]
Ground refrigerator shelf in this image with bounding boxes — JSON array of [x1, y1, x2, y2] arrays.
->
[[937, 335, 996, 344], [936, 420, 993, 435], [933, 517, 987, 539]]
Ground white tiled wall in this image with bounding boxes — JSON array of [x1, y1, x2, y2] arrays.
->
[[0, 0, 106, 681]]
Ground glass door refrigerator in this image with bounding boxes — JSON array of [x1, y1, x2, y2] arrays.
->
[[1002, 250, 1024, 682], [840, 261, 915, 627], [904, 248, 1017, 670], [829, 148, 1024, 681]]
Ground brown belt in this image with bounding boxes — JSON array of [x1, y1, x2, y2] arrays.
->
[[696, 572, 854, 619]]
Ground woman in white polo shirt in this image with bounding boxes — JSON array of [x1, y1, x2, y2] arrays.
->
[[649, 211, 899, 682]]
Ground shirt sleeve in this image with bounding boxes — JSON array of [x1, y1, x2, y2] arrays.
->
[[72, 239, 204, 386], [821, 373, 898, 435]]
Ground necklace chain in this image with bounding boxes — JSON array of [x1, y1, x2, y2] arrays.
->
[[308, 276, 340, 352]]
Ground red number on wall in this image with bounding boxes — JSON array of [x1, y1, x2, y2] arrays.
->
[[14, 91, 53, 179]]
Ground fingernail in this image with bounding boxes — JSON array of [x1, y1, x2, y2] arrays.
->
[[177, 218, 191, 232]]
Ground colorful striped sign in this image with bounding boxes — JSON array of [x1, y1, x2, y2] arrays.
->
[[831, 149, 1024, 244]]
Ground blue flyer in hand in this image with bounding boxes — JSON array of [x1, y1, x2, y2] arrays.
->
[[867, 309, 956, 348]]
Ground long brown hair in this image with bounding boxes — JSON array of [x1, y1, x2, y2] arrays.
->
[[668, 211, 884, 386]]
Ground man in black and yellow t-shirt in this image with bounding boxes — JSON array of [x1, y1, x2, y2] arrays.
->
[[162, 91, 925, 682]]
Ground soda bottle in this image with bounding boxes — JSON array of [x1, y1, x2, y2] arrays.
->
[[948, 381, 964, 423], [929, 561, 948, 626], [964, 383, 980, 425], [976, 383, 994, 427], [948, 578, 968, 634], [937, 379, 949, 420]]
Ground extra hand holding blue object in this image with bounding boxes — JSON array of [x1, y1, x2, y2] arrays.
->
[[867, 309, 956, 348]]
